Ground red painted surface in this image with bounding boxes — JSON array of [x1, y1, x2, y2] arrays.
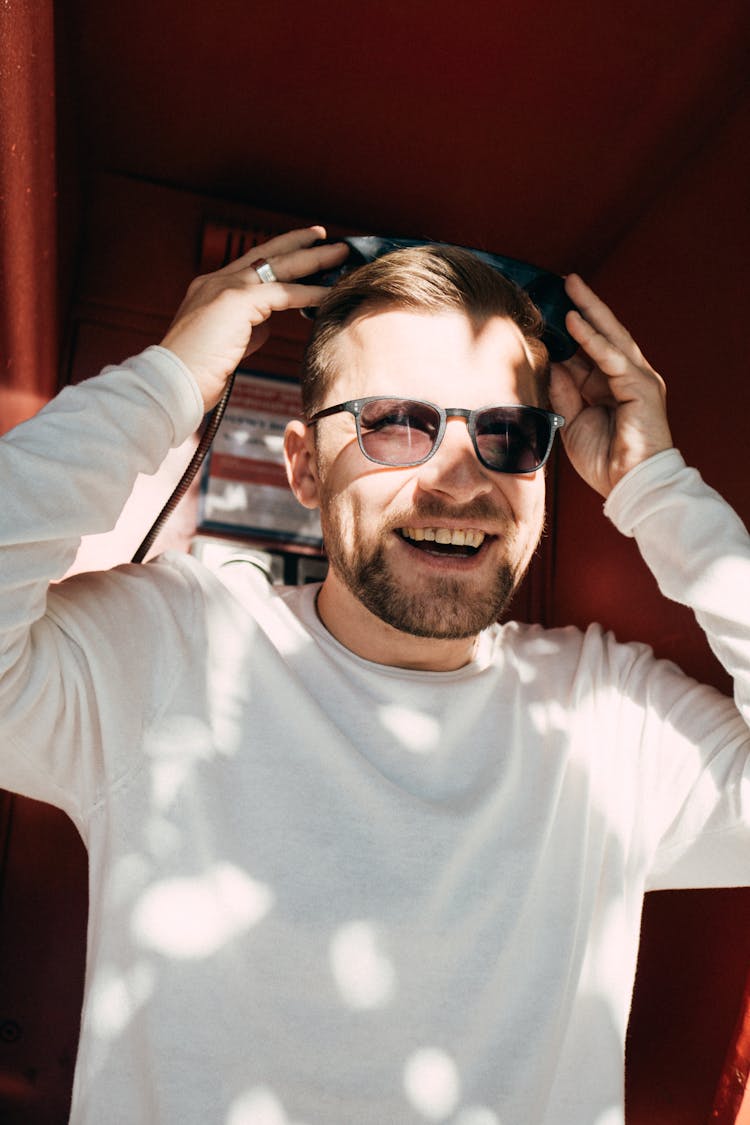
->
[[0, 0, 58, 421], [0, 796, 86, 1124], [713, 971, 750, 1122]]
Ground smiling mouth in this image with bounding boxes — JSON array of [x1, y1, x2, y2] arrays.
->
[[399, 527, 487, 556]]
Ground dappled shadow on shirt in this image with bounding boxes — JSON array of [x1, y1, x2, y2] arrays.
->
[[8, 556, 750, 1124]]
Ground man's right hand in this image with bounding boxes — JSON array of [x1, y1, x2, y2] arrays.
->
[[161, 226, 349, 411]]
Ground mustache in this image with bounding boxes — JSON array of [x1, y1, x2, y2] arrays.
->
[[387, 496, 510, 528]]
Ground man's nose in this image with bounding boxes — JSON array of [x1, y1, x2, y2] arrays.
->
[[414, 417, 493, 501]]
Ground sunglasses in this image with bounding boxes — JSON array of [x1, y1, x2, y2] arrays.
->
[[307, 397, 565, 474]]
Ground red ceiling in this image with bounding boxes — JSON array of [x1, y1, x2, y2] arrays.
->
[[57, 0, 750, 274]]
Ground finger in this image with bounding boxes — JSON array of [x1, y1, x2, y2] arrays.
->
[[565, 310, 632, 377], [555, 348, 593, 384], [565, 274, 643, 362], [243, 319, 271, 356], [247, 241, 349, 285], [549, 364, 584, 422], [222, 226, 330, 274], [554, 352, 618, 411], [553, 347, 606, 394], [244, 282, 339, 321], [565, 309, 667, 415]]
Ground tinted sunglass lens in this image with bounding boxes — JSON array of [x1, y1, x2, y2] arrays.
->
[[358, 399, 441, 465], [476, 408, 549, 472]]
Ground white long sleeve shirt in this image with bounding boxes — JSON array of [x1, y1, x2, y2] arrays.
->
[[1, 347, 749, 1124]]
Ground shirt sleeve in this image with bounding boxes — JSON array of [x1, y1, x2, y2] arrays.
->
[[604, 449, 750, 888], [0, 347, 205, 827]]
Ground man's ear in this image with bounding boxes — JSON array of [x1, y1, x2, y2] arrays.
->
[[284, 420, 320, 509]]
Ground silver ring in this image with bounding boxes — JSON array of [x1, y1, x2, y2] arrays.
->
[[250, 257, 277, 284]]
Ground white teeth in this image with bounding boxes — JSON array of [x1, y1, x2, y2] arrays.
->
[[401, 527, 486, 548]]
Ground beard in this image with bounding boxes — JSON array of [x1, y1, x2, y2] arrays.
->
[[319, 493, 533, 640]]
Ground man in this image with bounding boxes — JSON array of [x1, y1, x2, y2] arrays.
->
[[1, 225, 748, 1124]]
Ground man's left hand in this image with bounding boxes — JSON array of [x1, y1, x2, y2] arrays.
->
[[549, 274, 673, 498]]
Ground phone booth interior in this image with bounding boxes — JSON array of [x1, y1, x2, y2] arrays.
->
[[1, 3, 750, 1121]]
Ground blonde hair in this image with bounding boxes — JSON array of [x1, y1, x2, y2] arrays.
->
[[302, 244, 550, 415]]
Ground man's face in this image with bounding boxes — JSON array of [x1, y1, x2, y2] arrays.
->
[[294, 307, 548, 642]]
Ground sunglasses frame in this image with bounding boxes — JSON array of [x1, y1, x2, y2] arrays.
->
[[307, 397, 565, 475]]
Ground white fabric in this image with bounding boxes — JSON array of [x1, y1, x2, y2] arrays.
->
[[1, 348, 749, 1125]]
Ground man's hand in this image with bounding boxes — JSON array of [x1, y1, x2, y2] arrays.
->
[[161, 226, 349, 411], [549, 274, 673, 498]]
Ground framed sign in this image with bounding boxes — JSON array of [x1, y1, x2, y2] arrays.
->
[[199, 370, 322, 547]]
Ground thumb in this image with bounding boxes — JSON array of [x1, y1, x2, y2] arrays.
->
[[243, 320, 271, 359], [549, 365, 582, 423]]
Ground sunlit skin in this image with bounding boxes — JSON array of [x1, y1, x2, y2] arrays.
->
[[284, 308, 549, 672]]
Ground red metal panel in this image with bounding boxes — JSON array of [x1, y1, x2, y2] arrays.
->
[[0, 795, 87, 1125], [0, 0, 58, 430], [714, 972, 750, 1124]]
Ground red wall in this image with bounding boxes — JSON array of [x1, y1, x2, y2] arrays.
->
[[552, 92, 750, 1123]]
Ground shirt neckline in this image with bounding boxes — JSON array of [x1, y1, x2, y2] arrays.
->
[[285, 582, 499, 682]]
